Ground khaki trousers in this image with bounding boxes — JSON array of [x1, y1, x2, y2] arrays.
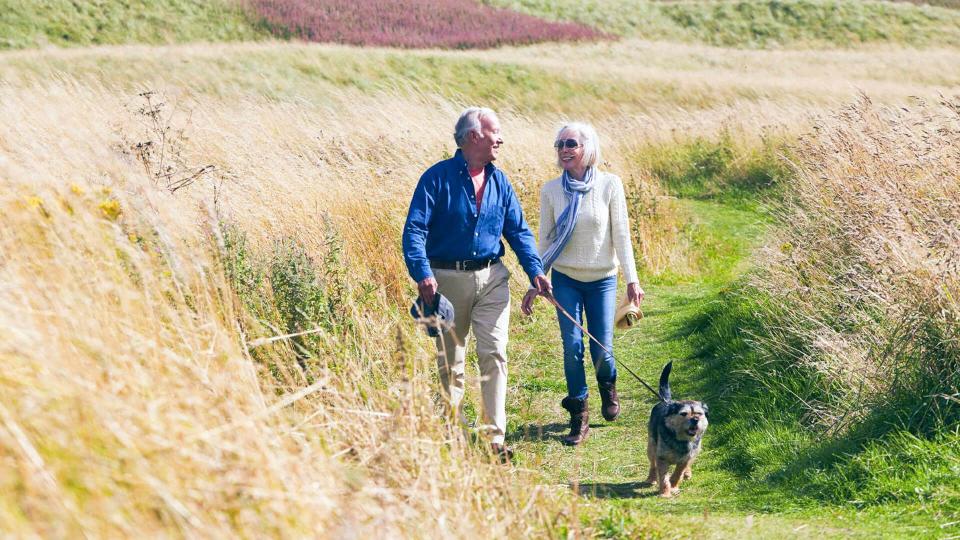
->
[[433, 262, 511, 445]]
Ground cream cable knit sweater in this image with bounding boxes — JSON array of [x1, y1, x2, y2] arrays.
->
[[537, 171, 639, 284]]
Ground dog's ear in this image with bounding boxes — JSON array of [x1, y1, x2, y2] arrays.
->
[[701, 403, 709, 419]]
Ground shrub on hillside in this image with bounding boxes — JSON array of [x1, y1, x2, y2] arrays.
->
[[246, 0, 608, 49]]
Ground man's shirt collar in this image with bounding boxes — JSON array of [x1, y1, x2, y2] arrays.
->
[[453, 149, 495, 176]]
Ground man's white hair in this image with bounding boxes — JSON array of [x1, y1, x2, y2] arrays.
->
[[555, 122, 601, 169], [454, 107, 498, 148]]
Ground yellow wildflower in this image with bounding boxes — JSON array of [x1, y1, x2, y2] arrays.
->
[[24, 196, 50, 218], [98, 199, 122, 221]]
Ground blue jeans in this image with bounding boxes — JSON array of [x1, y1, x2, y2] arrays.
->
[[552, 270, 617, 400]]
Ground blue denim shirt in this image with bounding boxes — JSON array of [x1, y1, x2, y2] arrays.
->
[[402, 150, 544, 284]]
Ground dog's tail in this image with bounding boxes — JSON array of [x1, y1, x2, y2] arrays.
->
[[659, 361, 673, 402]]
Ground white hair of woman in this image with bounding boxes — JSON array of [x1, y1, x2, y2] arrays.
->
[[555, 122, 601, 170], [454, 107, 499, 148]]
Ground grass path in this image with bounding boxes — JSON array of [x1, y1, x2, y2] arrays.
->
[[500, 198, 933, 538]]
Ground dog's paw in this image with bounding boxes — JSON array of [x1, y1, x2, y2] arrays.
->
[[658, 488, 680, 498], [682, 469, 692, 480]]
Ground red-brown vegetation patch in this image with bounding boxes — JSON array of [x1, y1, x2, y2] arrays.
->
[[247, 0, 610, 49]]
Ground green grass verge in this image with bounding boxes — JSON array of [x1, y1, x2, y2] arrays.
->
[[0, 0, 268, 49], [484, 0, 960, 48]]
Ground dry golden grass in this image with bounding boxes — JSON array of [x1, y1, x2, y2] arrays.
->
[[0, 84, 574, 537], [749, 95, 960, 430], [2, 39, 957, 535], [0, 77, 706, 536], [2, 39, 959, 114]]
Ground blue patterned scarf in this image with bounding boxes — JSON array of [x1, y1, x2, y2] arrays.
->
[[541, 167, 595, 273]]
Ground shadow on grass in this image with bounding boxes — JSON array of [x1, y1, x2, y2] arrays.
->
[[574, 481, 658, 499], [507, 422, 568, 443], [508, 422, 619, 444]]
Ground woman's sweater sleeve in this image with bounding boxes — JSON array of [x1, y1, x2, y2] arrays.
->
[[609, 176, 640, 284]]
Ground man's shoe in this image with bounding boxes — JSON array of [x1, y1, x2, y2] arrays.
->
[[490, 443, 514, 464], [598, 381, 620, 421], [560, 396, 589, 446]]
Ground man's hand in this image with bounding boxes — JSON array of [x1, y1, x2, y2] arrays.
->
[[532, 274, 552, 296], [418, 276, 438, 308], [521, 288, 539, 316], [627, 282, 644, 307]]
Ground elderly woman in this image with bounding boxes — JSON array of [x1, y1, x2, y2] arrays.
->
[[522, 122, 643, 446]]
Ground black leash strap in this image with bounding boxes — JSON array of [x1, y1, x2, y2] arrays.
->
[[541, 292, 665, 403]]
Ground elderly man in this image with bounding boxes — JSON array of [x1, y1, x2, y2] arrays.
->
[[403, 107, 550, 461]]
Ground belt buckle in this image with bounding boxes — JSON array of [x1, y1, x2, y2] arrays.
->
[[456, 261, 465, 271]]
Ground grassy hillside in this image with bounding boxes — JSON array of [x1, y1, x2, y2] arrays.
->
[[0, 0, 267, 49], [3, 41, 959, 118], [485, 0, 960, 48], [894, 0, 960, 8], [5, 0, 960, 51], [0, 0, 606, 51], [2, 36, 959, 536]]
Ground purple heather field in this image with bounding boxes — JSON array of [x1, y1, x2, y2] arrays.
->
[[247, 0, 608, 48]]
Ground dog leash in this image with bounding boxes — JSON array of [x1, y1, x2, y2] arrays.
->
[[539, 291, 665, 403]]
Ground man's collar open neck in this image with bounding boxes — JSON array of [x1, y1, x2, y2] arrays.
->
[[457, 148, 491, 171]]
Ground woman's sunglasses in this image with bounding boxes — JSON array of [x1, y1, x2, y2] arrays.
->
[[554, 139, 582, 149]]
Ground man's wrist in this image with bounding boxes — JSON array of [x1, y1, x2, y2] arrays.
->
[[414, 269, 434, 283]]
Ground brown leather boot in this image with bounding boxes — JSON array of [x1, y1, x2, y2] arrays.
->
[[598, 381, 620, 421], [560, 396, 589, 446]]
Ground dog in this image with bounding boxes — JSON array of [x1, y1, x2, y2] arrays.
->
[[644, 361, 709, 497]]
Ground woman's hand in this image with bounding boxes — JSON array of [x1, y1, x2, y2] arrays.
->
[[521, 288, 539, 316], [627, 282, 644, 307]]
